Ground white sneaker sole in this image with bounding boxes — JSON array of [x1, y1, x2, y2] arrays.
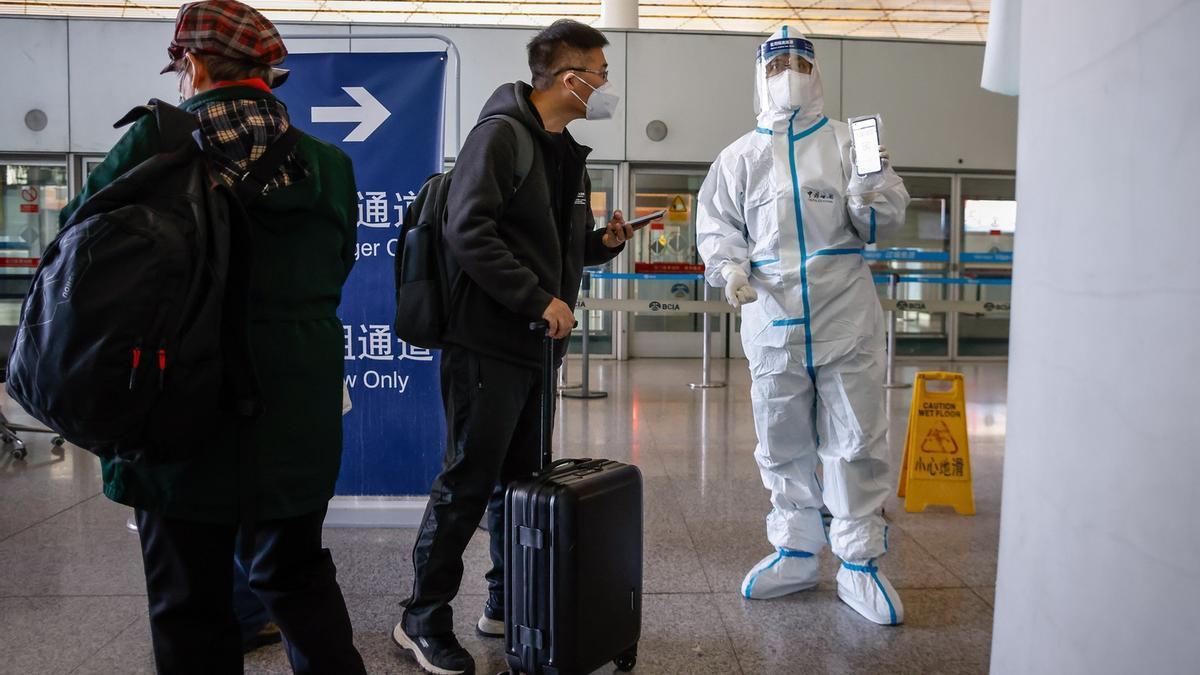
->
[[390, 623, 471, 675], [476, 615, 504, 638]]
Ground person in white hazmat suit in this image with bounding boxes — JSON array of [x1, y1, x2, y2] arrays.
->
[[696, 27, 910, 625]]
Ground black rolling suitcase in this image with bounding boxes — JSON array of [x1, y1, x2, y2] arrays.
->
[[504, 323, 643, 675]]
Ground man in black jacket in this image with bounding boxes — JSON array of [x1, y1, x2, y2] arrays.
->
[[392, 19, 631, 675]]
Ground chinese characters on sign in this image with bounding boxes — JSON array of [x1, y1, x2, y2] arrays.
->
[[343, 324, 433, 362], [356, 191, 417, 228]]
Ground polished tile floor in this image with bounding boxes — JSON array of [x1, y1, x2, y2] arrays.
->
[[0, 358, 1005, 674]]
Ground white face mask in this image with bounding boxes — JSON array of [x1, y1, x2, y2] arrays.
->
[[177, 62, 196, 103], [569, 75, 620, 121], [763, 69, 820, 112]]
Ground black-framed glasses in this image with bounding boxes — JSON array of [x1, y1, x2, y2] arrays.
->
[[554, 66, 609, 82]]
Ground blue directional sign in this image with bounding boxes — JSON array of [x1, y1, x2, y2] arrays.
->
[[278, 51, 447, 496]]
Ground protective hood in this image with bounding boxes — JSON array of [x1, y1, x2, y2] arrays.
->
[[755, 26, 825, 130]]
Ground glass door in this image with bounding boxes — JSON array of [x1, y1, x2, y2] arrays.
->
[[569, 165, 620, 357], [0, 158, 68, 319], [956, 176, 1015, 357], [872, 173, 953, 357], [628, 168, 718, 357]]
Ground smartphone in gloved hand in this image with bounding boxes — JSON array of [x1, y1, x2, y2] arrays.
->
[[849, 115, 883, 176]]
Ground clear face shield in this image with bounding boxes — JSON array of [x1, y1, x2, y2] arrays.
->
[[754, 37, 821, 115]]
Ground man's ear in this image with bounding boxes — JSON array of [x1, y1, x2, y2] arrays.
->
[[185, 52, 208, 89]]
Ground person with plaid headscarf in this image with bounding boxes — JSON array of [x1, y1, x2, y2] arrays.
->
[[61, 2, 366, 672]]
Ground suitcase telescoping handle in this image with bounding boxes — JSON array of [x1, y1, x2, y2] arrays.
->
[[529, 321, 555, 471]]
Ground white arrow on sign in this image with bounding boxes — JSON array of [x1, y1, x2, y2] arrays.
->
[[311, 86, 391, 143]]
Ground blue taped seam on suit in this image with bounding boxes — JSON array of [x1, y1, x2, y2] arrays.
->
[[790, 115, 828, 142], [787, 111, 818, 386], [869, 207, 877, 244], [841, 561, 899, 624], [751, 258, 780, 267], [743, 552, 784, 598], [771, 317, 808, 326], [756, 127, 774, 136], [779, 548, 813, 559], [812, 248, 864, 256]]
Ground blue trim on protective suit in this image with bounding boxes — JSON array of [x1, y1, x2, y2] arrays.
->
[[744, 548, 813, 599], [841, 560, 899, 625], [756, 128, 774, 136], [782, 25, 787, 38], [812, 248, 864, 256], [751, 258, 780, 267], [883, 525, 890, 552], [790, 116, 828, 141], [869, 207, 877, 244], [771, 317, 808, 326], [786, 110, 818, 386], [743, 553, 781, 598]]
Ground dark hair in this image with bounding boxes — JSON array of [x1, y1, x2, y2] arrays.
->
[[527, 20, 610, 91]]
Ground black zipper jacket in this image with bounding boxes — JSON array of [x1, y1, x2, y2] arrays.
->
[[443, 81, 622, 368]]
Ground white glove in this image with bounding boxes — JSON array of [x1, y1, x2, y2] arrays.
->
[[721, 264, 758, 308]]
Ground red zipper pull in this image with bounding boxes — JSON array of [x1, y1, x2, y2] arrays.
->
[[128, 344, 143, 390], [157, 346, 167, 390]]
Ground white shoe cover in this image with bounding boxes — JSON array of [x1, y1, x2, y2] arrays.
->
[[836, 561, 904, 625], [740, 549, 820, 599]]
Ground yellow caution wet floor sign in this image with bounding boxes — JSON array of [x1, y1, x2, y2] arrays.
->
[[897, 372, 976, 515]]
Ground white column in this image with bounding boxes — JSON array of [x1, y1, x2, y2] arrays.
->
[[992, 1, 1200, 673], [599, 0, 639, 29]]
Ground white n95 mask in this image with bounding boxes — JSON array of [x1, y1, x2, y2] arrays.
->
[[570, 77, 620, 121], [767, 71, 824, 117]]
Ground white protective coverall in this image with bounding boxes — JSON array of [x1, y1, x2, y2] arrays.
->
[[696, 27, 910, 625]]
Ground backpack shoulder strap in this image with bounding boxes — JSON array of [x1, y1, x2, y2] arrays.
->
[[154, 100, 202, 151], [112, 104, 154, 129], [112, 98, 200, 153], [234, 125, 303, 203], [480, 113, 535, 192]]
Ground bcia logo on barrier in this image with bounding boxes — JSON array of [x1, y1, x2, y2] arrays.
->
[[896, 301, 928, 311], [983, 302, 1011, 312], [647, 301, 681, 312]]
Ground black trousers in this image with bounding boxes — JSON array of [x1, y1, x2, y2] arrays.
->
[[402, 345, 545, 636], [135, 507, 366, 675]]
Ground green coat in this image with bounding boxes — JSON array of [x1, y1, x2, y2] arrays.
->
[[61, 87, 358, 523]]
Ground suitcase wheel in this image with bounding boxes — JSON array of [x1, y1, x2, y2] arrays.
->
[[614, 644, 637, 672]]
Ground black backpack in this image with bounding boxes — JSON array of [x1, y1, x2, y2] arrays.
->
[[6, 99, 300, 464], [393, 114, 534, 349]]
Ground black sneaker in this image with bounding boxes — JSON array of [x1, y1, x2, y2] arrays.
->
[[391, 623, 475, 675], [476, 599, 504, 638]]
